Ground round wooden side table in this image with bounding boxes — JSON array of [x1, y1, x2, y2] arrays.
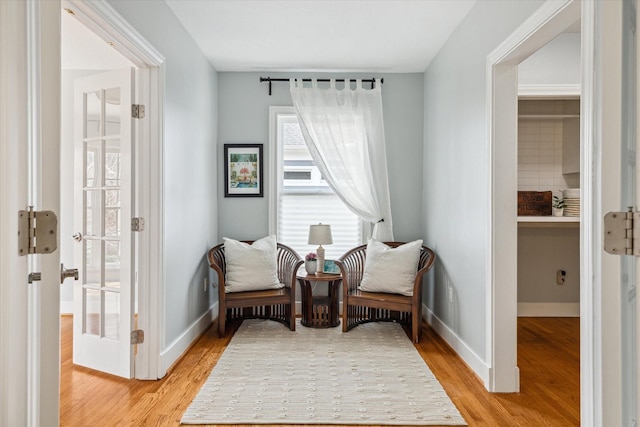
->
[[296, 271, 341, 328]]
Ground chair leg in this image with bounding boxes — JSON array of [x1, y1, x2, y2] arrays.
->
[[342, 300, 348, 332], [411, 307, 420, 343], [218, 312, 226, 338]]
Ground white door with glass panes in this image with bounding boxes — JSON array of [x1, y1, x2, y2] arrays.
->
[[73, 68, 135, 378]]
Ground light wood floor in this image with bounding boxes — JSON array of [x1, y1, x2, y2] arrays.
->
[[60, 316, 579, 426]]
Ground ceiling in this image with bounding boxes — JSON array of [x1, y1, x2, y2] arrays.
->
[[164, 0, 477, 73]]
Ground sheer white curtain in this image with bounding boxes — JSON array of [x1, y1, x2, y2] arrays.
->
[[290, 78, 393, 241]]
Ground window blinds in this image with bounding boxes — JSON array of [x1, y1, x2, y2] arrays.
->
[[278, 193, 362, 260]]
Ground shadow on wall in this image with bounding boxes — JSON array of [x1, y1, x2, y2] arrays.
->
[[187, 252, 215, 320], [425, 260, 460, 333]]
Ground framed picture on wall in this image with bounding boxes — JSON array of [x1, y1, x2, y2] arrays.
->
[[224, 143, 263, 197]]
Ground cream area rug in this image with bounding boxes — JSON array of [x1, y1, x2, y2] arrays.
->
[[181, 319, 466, 425]]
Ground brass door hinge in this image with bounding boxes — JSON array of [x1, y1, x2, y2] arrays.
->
[[604, 208, 639, 256], [18, 207, 58, 256], [132, 104, 145, 119], [131, 217, 145, 232], [130, 329, 144, 344]]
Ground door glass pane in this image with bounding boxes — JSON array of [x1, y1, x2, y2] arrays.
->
[[104, 291, 120, 340], [104, 241, 120, 289], [104, 208, 120, 237], [85, 141, 100, 188], [84, 239, 101, 287], [104, 88, 121, 136], [84, 190, 100, 237], [85, 91, 101, 139], [105, 140, 121, 187], [104, 189, 120, 237], [84, 288, 101, 336]]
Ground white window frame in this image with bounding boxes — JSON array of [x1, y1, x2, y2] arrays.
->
[[268, 106, 366, 252]]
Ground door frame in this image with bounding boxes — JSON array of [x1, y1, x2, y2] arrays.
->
[[485, 0, 593, 407], [0, 1, 39, 424], [63, 0, 166, 379], [1, 1, 62, 424]]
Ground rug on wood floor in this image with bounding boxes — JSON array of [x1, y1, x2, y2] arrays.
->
[[181, 319, 467, 425]]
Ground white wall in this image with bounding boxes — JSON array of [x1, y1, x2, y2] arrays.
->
[[106, 1, 218, 351], [217, 72, 424, 244], [517, 226, 580, 304], [422, 0, 545, 362], [518, 32, 581, 87]]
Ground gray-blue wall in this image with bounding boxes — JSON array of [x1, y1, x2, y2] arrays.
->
[[423, 0, 545, 360], [107, 0, 219, 352], [217, 72, 424, 245]]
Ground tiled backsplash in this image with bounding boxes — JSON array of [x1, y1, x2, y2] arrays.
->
[[518, 117, 579, 195]]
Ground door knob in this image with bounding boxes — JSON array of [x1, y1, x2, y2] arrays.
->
[[60, 263, 79, 284], [72, 232, 83, 242]]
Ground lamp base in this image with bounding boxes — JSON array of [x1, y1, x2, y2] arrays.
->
[[316, 245, 325, 273]]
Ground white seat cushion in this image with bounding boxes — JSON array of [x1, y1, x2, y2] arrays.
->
[[223, 235, 283, 293], [358, 239, 423, 296]]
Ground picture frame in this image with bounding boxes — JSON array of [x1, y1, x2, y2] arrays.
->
[[224, 144, 263, 197], [323, 259, 340, 274]]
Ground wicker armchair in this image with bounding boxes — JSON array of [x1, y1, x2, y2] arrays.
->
[[335, 242, 435, 343], [208, 241, 303, 338]]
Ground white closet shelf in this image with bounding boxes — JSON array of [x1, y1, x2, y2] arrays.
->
[[518, 114, 580, 119], [518, 216, 580, 227]]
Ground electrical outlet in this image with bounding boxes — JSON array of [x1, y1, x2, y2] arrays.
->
[[556, 270, 566, 285]]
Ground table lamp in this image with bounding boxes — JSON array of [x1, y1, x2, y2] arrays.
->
[[308, 223, 333, 273]]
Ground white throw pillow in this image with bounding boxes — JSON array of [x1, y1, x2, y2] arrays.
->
[[358, 239, 423, 296], [223, 235, 283, 293]]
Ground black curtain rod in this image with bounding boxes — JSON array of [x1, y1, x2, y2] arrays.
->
[[259, 76, 384, 96]]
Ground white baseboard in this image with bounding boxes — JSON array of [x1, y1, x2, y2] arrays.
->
[[60, 300, 73, 315], [423, 304, 490, 386], [517, 302, 580, 317], [160, 302, 218, 374]]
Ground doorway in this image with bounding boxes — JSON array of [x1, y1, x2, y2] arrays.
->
[[486, 0, 581, 393], [59, 0, 165, 380]]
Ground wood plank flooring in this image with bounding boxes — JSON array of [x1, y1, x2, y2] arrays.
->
[[60, 316, 579, 426]]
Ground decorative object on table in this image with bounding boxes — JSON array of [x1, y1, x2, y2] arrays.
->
[[181, 319, 467, 426], [322, 259, 340, 274], [517, 191, 552, 216], [304, 252, 318, 275], [562, 188, 580, 217], [224, 143, 263, 197], [308, 223, 332, 273], [552, 195, 564, 217]]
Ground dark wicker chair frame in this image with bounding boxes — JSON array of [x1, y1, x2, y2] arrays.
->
[[208, 241, 303, 338], [335, 242, 436, 343]]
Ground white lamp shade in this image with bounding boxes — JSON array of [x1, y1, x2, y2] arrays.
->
[[308, 224, 333, 245]]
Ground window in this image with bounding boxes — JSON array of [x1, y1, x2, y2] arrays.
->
[[269, 107, 363, 259]]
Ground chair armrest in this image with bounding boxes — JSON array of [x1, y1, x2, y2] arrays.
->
[[412, 245, 436, 296], [336, 244, 368, 296], [276, 243, 304, 289], [207, 243, 227, 299]]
